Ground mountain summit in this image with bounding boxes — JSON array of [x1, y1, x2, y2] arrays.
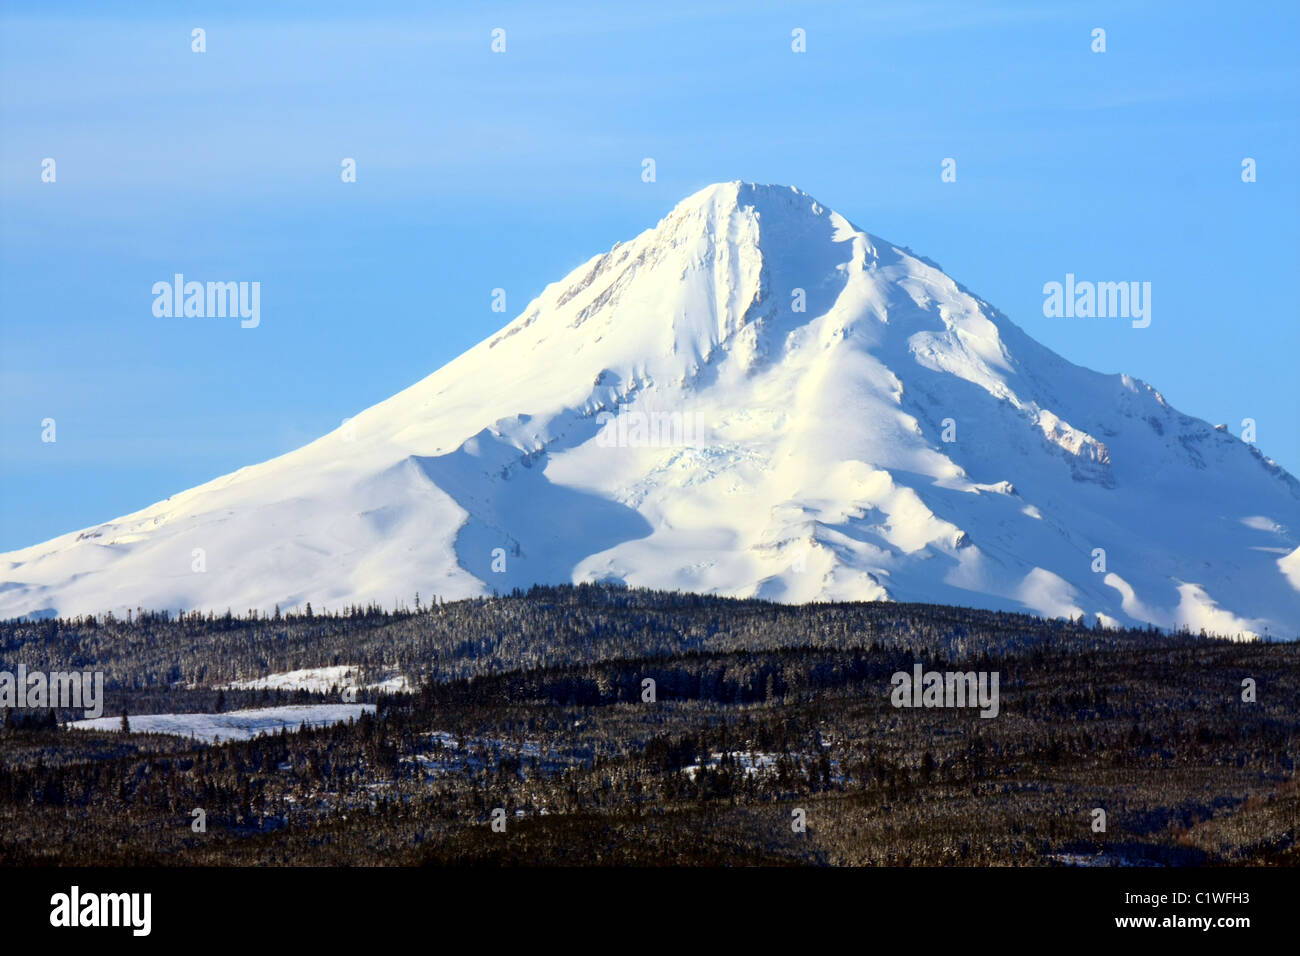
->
[[5, 182, 1298, 635]]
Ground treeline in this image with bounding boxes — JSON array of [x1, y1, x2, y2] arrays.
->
[[1, 583, 1208, 701]]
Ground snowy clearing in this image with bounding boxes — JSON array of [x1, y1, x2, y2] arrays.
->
[[70, 704, 375, 743], [222, 665, 410, 695]]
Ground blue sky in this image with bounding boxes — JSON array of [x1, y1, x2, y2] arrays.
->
[[1, 0, 1297, 550]]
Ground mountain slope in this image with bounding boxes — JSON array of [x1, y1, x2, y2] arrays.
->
[[4, 182, 1298, 636]]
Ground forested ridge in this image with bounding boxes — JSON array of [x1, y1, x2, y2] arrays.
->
[[1, 585, 1295, 866]]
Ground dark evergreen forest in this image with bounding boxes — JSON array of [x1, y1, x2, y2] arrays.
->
[[1, 585, 1295, 865]]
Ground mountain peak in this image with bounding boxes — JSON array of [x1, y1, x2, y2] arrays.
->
[[673, 180, 820, 207], [662, 181, 837, 233]]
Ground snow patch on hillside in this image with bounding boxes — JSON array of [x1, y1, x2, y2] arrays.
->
[[222, 666, 410, 695], [70, 704, 375, 743]]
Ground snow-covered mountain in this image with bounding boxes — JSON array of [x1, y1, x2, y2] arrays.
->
[[5, 182, 1298, 636]]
